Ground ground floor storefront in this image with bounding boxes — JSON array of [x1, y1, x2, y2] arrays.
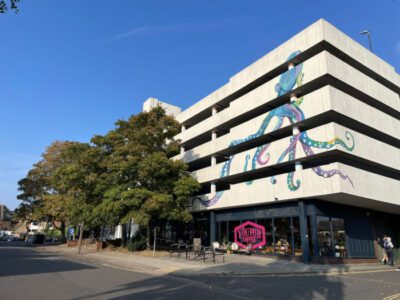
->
[[191, 200, 400, 263]]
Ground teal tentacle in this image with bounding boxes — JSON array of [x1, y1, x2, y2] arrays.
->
[[245, 154, 253, 185], [287, 148, 301, 191], [220, 155, 234, 178], [229, 110, 276, 147], [300, 131, 355, 151], [243, 154, 250, 172]]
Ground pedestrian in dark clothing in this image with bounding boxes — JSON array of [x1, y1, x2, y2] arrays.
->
[[385, 237, 394, 267]]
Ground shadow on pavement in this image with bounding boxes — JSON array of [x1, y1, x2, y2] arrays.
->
[[0, 244, 96, 277], [71, 259, 347, 300]]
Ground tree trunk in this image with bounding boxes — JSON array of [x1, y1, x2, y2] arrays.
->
[[146, 220, 151, 250], [78, 221, 84, 254], [121, 224, 127, 247], [127, 221, 131, 241], [53, 220, 66, 241], [60, 221, 66, 241], [24, 220, 30, 240]]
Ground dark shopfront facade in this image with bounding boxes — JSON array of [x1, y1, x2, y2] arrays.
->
[[192, 200, 400, 263]]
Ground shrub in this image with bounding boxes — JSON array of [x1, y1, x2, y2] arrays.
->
[[127, 233, 146, 252]]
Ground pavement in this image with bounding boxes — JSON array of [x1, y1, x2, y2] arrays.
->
[[2, 242, 400, 299], [36, 243, 398, 277]]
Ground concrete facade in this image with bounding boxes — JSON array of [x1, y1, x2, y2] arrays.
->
[[147, 19, 400, 262], [143, 97, 181, 118]]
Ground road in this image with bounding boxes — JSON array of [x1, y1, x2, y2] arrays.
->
[[1, 242, 400, 300]]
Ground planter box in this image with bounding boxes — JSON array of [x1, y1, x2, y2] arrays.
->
[[96, 241, 103, 251], [67, 240, 78, 247]]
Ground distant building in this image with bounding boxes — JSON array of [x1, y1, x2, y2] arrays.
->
[[13, 221, 28, 236], [0, 220, 12, 231], [146, 19, 400, 263], [0, 204, 5, 221], [143, 97, 181, 118], [0, 204, 12, 231], [28, 221, 46, 233]]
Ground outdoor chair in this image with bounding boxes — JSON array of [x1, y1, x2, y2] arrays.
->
[[212, 242, 225, 253], [169, 239, 187, 258], [184, 239, 225, 263], [200, 243, 225, 263], [185, 238, 202, 260]]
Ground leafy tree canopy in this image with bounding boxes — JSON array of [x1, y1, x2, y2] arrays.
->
[[93, 107, 198, 229], [16, 141, 98, 238], [1, 204, 13, 221], [0, 0, 19, 14], [16, 107, 199, 244]]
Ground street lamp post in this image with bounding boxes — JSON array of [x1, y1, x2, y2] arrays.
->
[[360, 30, 373, 52]]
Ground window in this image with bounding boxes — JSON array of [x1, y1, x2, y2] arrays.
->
[[217, 221, 228, 245], [257, 219, 274, 253], [332, 218, 347, 258], [292, 217, 302, 256], [228, 220, 241, 242], [317, 216, 347, 258], [217, 216, 306, 256], [274, 217, 292, 255]]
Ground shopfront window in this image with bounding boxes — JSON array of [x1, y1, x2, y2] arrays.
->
[[274, 217, 292, 255], [317, 216, 333, 257], [332, 218, 347, 258], [317, 216, 347, 258], [228, 220, 241, 242], [292, 217, 302, 256], [257, 219, 274, 253], [193, 222, 209, 246], [216, 216, 308, 257], [217, 221, 228, 245]]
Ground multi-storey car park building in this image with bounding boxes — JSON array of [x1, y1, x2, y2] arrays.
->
[[145, 19, 400, 263]]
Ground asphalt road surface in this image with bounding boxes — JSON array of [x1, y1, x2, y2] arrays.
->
[[1, 242, 400, 300]]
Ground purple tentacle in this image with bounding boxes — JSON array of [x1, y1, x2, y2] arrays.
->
[[256, 143, 271, 165], [301, 143, 353, 187], [312, 166, 354, 187], [190, 192, 224, 208], [276, 134, 300, 164]]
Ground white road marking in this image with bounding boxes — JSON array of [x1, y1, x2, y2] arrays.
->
[[383, 292, 400, 300]]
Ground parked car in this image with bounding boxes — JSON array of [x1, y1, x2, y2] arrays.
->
[[45, 237, 58, 243], [1, 235, 10, 241], [25, 236, 34, 246], [33, 234, 45, 244]]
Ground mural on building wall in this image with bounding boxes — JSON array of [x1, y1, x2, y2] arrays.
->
[[192, 51, 355, 208]]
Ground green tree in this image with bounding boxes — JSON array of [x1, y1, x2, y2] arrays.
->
[[13, 203, 33, 232], [16, 164, 47, 231], [1, 204, 13, 222], [0, 0, 19, 13], [16, 141, 93, 240], [51, 141, 107, 228], [16, 107, 199, 247], [93, 107, 199, 247]]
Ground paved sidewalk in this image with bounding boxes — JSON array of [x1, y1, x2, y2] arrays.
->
[[36, 244, 397, 277]]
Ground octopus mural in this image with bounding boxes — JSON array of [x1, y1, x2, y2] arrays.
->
[[192, 50, 355, 208]]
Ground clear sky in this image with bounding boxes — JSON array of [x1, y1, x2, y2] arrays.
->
[[0, 0, 399, 209]]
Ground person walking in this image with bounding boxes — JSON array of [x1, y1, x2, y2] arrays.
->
[[380, 235, 388, 265], [385, 237, 394, 267]]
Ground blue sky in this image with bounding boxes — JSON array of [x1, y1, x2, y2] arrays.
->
[[0, 0, 399, 209]]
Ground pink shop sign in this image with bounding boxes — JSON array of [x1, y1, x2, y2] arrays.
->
[[234, 221, 266, 250]]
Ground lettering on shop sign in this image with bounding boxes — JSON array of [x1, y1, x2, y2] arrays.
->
[[234, 221, 266, 250]]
